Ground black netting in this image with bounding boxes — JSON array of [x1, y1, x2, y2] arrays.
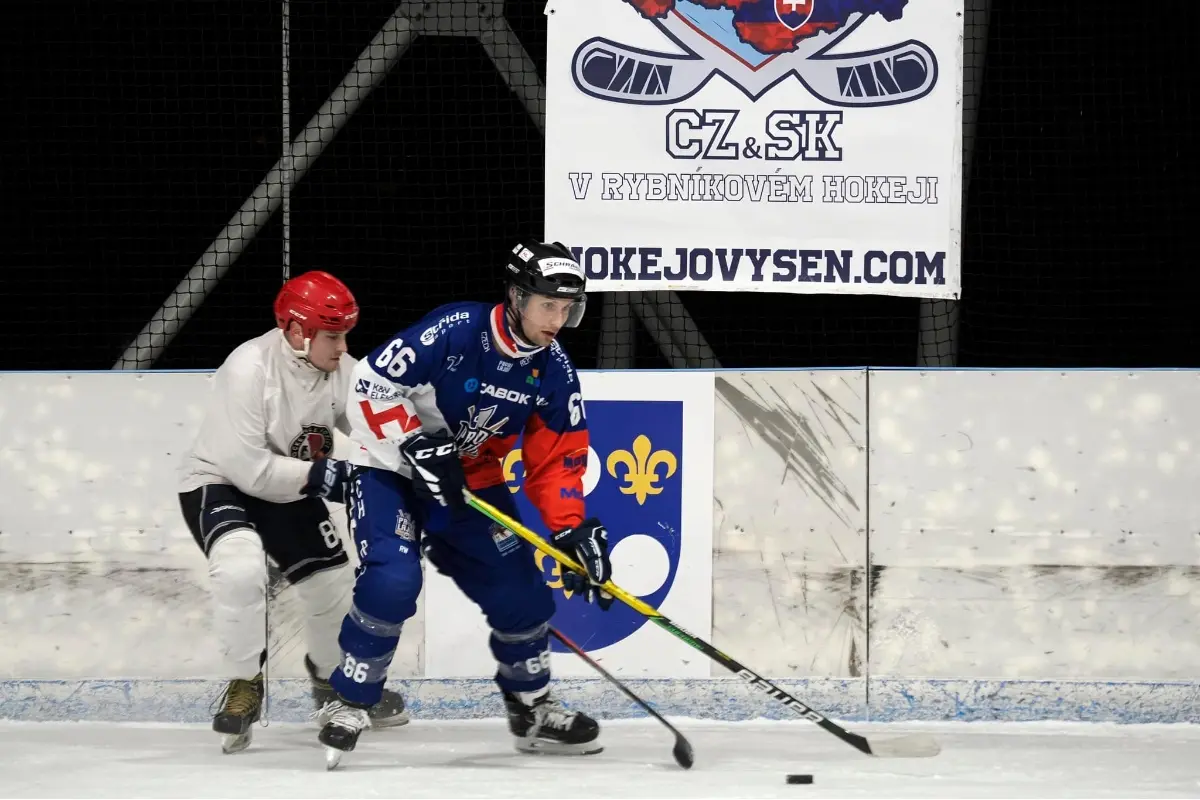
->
[[6, 2, 284, 370], [3, 2, 1191, 371], [957, 5, 1193, 367]]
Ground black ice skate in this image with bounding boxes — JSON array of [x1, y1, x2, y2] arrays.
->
[[315, 699, 372, 770], [504, 687, 603, 756], [305, 654, 409, 728], [211, 674, 263, 754]]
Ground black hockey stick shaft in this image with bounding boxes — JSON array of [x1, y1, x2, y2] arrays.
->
[[465, 490, 939, 759], [549, 625, 694, 769]]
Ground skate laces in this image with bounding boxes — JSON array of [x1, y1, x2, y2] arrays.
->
[[313, 700, 372, 732], [214, 678, 262, 717], [532, 695, 577, 733]]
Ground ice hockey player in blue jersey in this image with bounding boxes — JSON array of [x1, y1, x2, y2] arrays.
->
[[315, 240, 614, 767]]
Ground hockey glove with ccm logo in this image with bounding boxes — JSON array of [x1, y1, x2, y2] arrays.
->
[[552, 518, 614, 610], [400, 430, 467, 511]]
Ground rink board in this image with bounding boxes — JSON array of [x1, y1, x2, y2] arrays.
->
[[2, 369, 1199, 723], [2, 677, 1198, 724]]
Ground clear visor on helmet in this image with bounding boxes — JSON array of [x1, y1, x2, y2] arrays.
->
[[515, 289, 587, 328]]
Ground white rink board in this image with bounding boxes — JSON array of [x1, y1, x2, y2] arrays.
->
[[0, 372, 425, 683], [712, 372, 867, 681], [868, 369, 1200, 681], [3, 368, 1200, 724]]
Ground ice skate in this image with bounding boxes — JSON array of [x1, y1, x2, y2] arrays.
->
[[315, 699, 372, 770], [504, 687, 602, 756], [211, 674, 263, 754], [305, 654, 409, 729]]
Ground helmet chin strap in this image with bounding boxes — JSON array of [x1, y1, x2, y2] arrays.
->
[[284, 328, 321, 370], [505, 299, 539, 348]]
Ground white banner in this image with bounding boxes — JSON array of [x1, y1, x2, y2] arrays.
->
[[544, 0, 963, 298]]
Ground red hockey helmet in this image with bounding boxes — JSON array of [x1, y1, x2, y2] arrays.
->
[[273, 271, 359, 340]]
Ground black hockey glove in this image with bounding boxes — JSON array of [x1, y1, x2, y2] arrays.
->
[[303, 457, 351, 504], [400, 430, 467, 510], [552, 518, 614, 611]]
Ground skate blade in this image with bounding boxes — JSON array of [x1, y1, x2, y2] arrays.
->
[[317, 708, 409, 730], [370, 710, 411, 729], [221, 730, 253, 754], [324, 746, 344, 770], [514, 737, 604, 756]]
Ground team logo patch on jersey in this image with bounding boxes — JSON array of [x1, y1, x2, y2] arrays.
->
[[289, 424, 333, 461], [394, 510, 417, 541], [455, 404, 510, 458], [490, 523, 520, 556]]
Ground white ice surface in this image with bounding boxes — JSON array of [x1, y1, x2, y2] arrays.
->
[[2, 719, 1198, 799]]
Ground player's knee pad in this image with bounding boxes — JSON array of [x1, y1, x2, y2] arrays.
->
[[351, 556, 422, 626], [294, 564, 353, 675], [207, 528, 266, 605], [206, 529, 266, 678], [331, 559, 418, 706], [296, 563, 352, 617], [485, 578, 555, 636], [490, 621, 552, 694]]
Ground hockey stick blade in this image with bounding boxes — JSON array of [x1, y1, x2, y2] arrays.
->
[[464, 490, 941, 760], [549, 626, 694, 769], [865, 734, 941, 758]]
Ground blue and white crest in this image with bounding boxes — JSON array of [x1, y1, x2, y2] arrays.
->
[[775, 0, 815, 31]]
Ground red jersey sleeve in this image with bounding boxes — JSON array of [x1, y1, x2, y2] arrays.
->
[[520, 343, 588, 532]]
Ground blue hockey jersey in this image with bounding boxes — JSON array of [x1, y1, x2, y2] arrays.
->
[[344, 301, 589, 532]]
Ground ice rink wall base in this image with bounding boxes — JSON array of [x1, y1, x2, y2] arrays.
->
[[4, 678, 1198, 724], [2, 369, 1198, 724]]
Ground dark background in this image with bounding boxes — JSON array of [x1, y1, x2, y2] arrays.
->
[[3, 2, 1191, 371]]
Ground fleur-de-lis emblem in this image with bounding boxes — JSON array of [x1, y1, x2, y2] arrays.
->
[[534, 550, 574, 599], [606, 434, 677, 505], [503, 448, 524, 494]]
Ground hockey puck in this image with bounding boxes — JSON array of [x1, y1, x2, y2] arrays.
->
[[786, 774, 814, 785]]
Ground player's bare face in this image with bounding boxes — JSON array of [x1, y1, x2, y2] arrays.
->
[[520, 296, 576, 347], [307, 330, 349, 372]]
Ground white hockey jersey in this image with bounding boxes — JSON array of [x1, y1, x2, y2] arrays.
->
[[178, 328, 357, 503]]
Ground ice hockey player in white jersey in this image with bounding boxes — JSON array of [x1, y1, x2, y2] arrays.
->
[[177, 270, 407, 753]]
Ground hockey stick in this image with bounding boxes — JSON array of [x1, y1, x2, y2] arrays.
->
[[548, 625, 694, 769], [464, 490, 939, 759]]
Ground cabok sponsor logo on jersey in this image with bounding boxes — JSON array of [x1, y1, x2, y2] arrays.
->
[[573, 0, 935, 107], [502, 399, 683, 652]]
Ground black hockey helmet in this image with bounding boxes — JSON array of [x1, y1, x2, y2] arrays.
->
[[504, 240, 587, 327]]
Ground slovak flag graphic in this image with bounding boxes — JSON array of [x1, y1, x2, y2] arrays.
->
[[775, 0, 815, 30]]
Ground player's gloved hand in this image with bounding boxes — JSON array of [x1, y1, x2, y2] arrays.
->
[[303, 457, 351, 503], [552, 518, 614, 610], [400, 430, 466, 510]]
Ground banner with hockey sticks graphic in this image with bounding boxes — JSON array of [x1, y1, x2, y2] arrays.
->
[[544, 0, 963, 299]]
